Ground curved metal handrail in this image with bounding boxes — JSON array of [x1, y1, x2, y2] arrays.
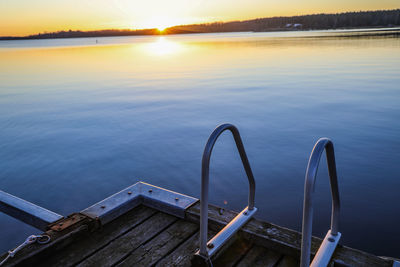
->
[[198, 123, 256, 258], [300, 138, 341, 267]]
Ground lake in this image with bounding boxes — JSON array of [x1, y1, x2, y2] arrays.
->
[[0, 29, 399, 257]]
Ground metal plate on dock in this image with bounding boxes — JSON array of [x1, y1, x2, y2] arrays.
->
[[140, 182, 199, 218], [81, 181, 198, 225]]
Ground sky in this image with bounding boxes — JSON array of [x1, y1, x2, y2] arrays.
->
[[0, 0, 399, 36]]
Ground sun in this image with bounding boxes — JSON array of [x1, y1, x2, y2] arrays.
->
[[157, 25, 168, 32], [142, 16, 177, 32]]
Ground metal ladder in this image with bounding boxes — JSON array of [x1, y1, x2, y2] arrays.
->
[[195, 123, 257, 261], [194, 125, 342, 266], [300, 138, 341, 267]]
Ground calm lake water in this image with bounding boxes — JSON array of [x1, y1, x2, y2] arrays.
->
[[1, 29, 399, 257]]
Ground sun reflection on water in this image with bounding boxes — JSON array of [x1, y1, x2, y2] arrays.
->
[[145, 37, 182, 56]]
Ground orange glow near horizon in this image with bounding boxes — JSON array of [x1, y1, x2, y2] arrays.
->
[[139, 16, 185, 32], [0, 0, 399, 36]]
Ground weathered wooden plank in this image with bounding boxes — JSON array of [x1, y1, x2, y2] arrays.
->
[[211, 235, 253, 267], [236, 245, 282, 267], [77, 212, 177, 267], [155, 230, 216, 267], [40, 205, 157, 267], [185, 202, 393, 267], [116, 219, 198, 266], [276, 255, 299, 267]]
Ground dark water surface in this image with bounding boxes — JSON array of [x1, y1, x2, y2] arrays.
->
[[1, 29, 399, 257]]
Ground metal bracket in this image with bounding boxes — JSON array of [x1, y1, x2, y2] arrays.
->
[[81, 182, 198, 225], [49, 213, 87, 232], [311, 230, 341, 267], [205, 206, 257, 257]]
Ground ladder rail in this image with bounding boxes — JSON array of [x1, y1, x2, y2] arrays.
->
[[300, 138, 341, 267], [198, 123, 256, 258]]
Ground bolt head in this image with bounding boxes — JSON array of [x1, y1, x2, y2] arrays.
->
[[101, 205, 106, 209], [219, 208, 224, 215], [148, 189, 153, 193], [128, 191, 132, 195], [207, 243, 214, 249], [175, 197, 179, 201]]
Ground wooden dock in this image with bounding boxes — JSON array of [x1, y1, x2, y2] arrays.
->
[[0, 182, 395, 267]]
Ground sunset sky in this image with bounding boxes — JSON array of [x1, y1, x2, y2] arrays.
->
[[0, 0, 399, 36]]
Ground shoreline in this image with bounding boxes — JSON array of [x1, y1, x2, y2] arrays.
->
[[1, 26, 399, 41]]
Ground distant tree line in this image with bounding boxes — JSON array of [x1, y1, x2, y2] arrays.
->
[[166, 9, 400, 33], [33, 29, 159, 38], [0, 29, 159, 40], [1, 9, 399, 40]]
